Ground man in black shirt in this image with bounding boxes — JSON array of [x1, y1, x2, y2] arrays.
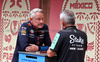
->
[[47, 10, 87, 62]]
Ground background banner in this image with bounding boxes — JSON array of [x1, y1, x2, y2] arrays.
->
[[0, 0, 39, 62]]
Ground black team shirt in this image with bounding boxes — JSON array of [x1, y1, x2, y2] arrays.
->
[[50, 26, 87, 62]]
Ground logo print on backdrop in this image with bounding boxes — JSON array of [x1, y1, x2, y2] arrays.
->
[[1, 0, 30, 62], [62, 0, 100, 62], [10, 21, 20, 35], [5, 34, 11, 43]]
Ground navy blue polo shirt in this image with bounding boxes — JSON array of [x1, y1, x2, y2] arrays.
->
[[12, 21, 51, 62], [50, 26, 87, 62]]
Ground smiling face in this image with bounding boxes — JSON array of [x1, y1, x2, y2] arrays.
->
[[31, 12, 44, 28]]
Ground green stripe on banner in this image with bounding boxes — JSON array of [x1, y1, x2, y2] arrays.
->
[[50, 33, 60, 49]]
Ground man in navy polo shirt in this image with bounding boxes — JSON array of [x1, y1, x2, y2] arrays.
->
[[47, 10, 87, 62], [12, 8, 51, 62]]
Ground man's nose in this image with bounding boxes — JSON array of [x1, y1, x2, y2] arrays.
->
[[40, 20, 44, 23]]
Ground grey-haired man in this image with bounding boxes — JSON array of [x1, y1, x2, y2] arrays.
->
[[12, 8, 51, 62], [47, 10, 87, 62]]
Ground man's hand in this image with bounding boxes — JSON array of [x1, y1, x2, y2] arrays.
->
[[25, 44, 39, 52]]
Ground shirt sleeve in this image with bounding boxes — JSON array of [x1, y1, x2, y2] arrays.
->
[[50, 32, 63, 52], [18, 23, 30, 51]]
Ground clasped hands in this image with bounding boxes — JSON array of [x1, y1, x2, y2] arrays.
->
[[25, 44, 39, 52]]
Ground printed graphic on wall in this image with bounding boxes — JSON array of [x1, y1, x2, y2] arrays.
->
[[62, 0, 100, 62], [0, 0, 30, 62]]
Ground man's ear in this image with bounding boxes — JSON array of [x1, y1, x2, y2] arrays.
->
[[30, 18, 32, 20], [62, 20, 66, 26]]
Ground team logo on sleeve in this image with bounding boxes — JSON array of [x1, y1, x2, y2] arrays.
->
[[50, 33, 60, 49], [21, 31, 26, 33], [21, 27, 27, 35], [22, 27, 26, 29], [21, 30, 26, 35]]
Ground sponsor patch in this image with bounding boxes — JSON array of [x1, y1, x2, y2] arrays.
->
[[39, 34, 44, 36], [21, 27, 27, 35], [30, 30, 34, 33], [41, 31, 44, 33], [29, 34, 34, 38], [21, 33, 26, 35], [21, 27, 27, 31], [21, 31, 26, 33], [22, 27, 27, 29], [28, 23, 31, 26]]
